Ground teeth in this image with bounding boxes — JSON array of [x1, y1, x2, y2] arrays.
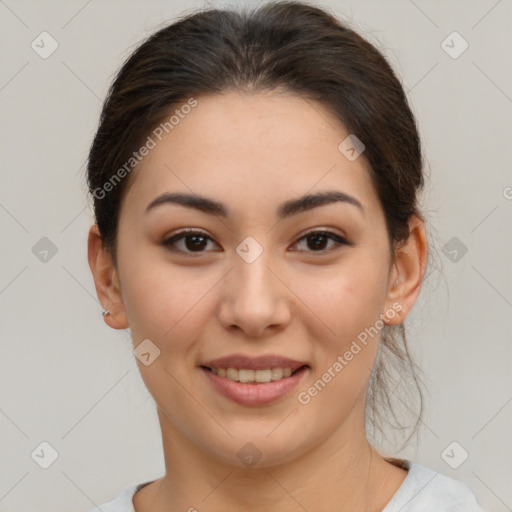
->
[[271, 368, 283, 380], [226, 368, 238, 380], [209, 367, 298, 382]]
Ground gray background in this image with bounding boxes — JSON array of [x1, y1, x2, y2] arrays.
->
[[0, 0, 510, 510]]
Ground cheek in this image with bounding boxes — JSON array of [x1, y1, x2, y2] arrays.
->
[[293, 255, 388, 342], [118, 242, 215, 348], [123, 264, 215, 402], [295, 266, 384, 414], [291, 254, 388, 408]]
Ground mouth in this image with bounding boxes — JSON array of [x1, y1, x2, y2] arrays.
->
[[199, 363, 310, 406]]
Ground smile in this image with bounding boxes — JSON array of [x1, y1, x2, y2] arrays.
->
[[200, 365, 309, 406]]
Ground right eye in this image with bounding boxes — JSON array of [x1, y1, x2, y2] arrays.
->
[[161, 229, 220, 254]]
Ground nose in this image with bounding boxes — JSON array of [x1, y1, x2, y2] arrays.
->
[[216, 249, 292, 338]]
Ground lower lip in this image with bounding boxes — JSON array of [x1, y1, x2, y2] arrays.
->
[[201, 366, 309, 406]]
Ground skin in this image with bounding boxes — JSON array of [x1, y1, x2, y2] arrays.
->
[[88, 90, 427, 512]]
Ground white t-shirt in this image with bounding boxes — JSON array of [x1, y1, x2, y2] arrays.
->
[[86, 461, 486, 512]]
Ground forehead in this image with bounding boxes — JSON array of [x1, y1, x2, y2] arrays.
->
[[120, 91, 380, 221]]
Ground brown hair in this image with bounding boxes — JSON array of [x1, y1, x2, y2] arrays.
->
[[86, 0, 428, 450]]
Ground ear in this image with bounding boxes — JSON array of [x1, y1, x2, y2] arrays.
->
[[383, 215, 428, 325], [87, 224, 129, 330]]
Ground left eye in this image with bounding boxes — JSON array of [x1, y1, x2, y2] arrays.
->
[[162, 229, 348, 254], [292, 230, 348, 252]]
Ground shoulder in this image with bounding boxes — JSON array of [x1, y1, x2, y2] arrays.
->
[[85, 482, 147, 512], [383, 461, 486, 512]]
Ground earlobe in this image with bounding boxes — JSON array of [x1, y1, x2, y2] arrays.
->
[[383, 215, 428, 325], [87, 224, 129, 330]]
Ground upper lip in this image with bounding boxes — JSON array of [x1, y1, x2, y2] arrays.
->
[[201, 353, 309, 371]]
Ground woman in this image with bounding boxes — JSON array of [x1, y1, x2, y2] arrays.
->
[[85, 1, 485, 510]]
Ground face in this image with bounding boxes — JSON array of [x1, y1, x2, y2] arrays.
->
[[102, 90, 406, 468]]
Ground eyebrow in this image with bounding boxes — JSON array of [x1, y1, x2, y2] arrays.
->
[[145, 190, 364, 219]]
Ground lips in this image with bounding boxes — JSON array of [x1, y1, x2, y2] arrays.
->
[[200, 353, 309, 371], [199, 353, 311, 406], [200, 364, 309, 406]]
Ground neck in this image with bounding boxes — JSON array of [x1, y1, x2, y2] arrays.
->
[[135, 403, 406, 512]]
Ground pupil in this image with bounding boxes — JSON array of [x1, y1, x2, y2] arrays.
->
[[308, 234, 327, 250], [186, 235, 207, 251]]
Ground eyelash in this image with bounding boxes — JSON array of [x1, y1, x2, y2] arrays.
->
[[161, 229, 349, 255]]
